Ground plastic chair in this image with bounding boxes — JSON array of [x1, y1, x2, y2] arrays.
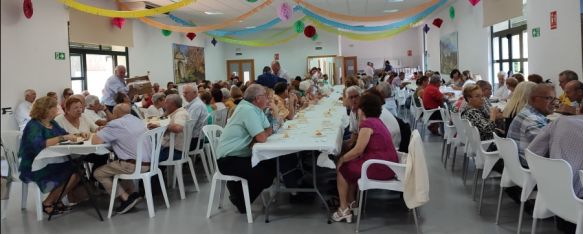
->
[[466, 125, 501, 213], [355, 130, 426, 233], [395, 88, 410, 117], [409, 96, 423, 130], [210, 109, 228, 128], [204, 125, 257, 223], [159, 120, 200, 200], [418, 98, 445, 138], [525, 150, 583, 234], [441, 102, 455, 164], [107, 126, 170, 218], [188, 130, 211, 181], [493, 134, 536, 233], [460, 119, 476, 185], [444, 112, 465, 171]]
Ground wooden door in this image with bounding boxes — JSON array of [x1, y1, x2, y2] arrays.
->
[[226, 59, 255, 82], [343, 56, 357, 78]]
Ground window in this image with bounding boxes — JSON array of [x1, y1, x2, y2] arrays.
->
[[69, 43, 129, 99], [491, 23, 527, 85]]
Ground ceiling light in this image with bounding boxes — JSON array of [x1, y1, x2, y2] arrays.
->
[[204, 11, 223, 15], [384, 9, 399, 13], [388, 0, 404, 2], [245, 26, 256, 29]]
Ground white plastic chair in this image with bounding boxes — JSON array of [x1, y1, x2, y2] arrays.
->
[[441, 102, 455, 164], [525, 150, 583, 234], [466, 125, 501, 213], [188, 130, 211, 181], [409, 96, 423, 130], [355, 130, 425, 233], [210, 108, 228, 128], [444, 112, 465, 171], [204, 125, 256, 223], [418, 98, 445, 138], [159, 120, 200, 200], [493, 134, 537, 233], [107, 126, 170, 218], [395, 88, 410, 117]]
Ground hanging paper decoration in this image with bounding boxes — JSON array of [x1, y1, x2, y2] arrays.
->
[[468, 0, 480, 6], [278, 2, 293, 21], [211, 38, 218, 46], [186, 32, 196, 40], [304, 25, 316, 38], [294, 20, 305, 33], [247, 0, 258, 2], [59, 0, 193, 18], [162, 29, 172, 36], [311, 33, 319, 41], [111, 17, 126, 29], [432, 18, 443, 28], [423, 24, 430, 33], [449, 6, 455, 19], [310, 17, 414, 41], [23, 0, 33, 19]]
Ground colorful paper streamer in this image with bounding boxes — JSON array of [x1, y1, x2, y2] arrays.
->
[[308, 17, 421, 41], [59, 0, 193, 18]]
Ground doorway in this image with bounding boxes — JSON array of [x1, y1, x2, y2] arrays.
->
[[343, 56, 357, 78], [307, 55, 336, 85], [226, 59, 255, 83]]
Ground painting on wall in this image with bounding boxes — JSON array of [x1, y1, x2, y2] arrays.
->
[[440, 31, 458, 75], [173, 43, 205, 84]]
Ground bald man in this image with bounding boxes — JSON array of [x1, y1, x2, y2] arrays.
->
[[271, 61, 290, 83], [102, 65, 129, 111], [507, 84, 556, 168], [182, 84, 208, 150], [92, 103, 148, 215], [557, 80, 583, 115]]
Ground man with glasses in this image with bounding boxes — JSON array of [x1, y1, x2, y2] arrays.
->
[[557, 80, 583, 115], [215, 84, 275, 214], [507, 84, 556, 168]]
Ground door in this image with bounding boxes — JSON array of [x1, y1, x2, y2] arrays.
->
[[343, 56, 357, 78], [227, 59, 255, 83]]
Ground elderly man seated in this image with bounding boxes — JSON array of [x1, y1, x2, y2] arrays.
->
[[92, 104, 148, 215], [557, 80, 582, 115], [507, 84, 556, 168], [182, 83, 208, 150], [494, 71, 511, 100], [147, 94, 190, 162], [84, 95, 110, 126], [15, 89, 36, 132], [143, 93, 165, 119], [557, 70, 579, 106], [215, 84, 276, 214]]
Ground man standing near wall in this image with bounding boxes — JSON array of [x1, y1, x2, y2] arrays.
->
[[365, 62, 375, 77], [271, 61, 290, 83], [102, 65, 129, 112]]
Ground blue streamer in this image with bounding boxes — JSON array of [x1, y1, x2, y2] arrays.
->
[[298, 0, 447, 32]]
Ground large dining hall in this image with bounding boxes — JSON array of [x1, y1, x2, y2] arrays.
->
[[1, 0, 582, 233]]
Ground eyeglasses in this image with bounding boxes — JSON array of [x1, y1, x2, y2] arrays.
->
[[534, 96, 559, 104], [348, 95, 359, 99]]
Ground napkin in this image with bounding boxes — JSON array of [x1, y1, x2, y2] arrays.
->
[[316, 152, 335, 169]]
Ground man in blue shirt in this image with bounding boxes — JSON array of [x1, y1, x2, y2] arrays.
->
[[256, 66, 287, 89], [102, 65, 129, 112], [216, 84, 276, 213]]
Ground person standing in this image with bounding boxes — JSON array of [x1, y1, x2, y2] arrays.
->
[[384, 60, 393, 72], [271, 61, 290, 83], [15, 89, 36, 132], [365, 62, 375, 78], [102, 65, 129, 112]]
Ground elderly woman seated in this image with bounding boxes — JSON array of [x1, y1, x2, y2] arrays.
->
[[84, 95, 110, 126], [460, 84, 503, 141], [143, 93, 165, 119], [19, 96, 81, 215], [332, 93, 399, 222]]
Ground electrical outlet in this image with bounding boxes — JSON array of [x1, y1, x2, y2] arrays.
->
[[2, 107, 13, 115]]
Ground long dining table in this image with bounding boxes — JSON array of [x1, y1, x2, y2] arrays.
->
[[252, 85, 349, 223]]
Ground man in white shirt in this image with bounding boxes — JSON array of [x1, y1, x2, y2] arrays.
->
[[15, 89, 36, 132], [102, 65, 129, 112], [364, 62, 375, 78], [147, 94, 190, 162], [271, 61, 290, 83], [493, 71, 511, 100], [182, 84, 208, 150], [84, 95, 109, 126], [143, 93, 165, 118]]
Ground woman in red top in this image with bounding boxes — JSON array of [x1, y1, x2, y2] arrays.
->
[[422, 76, 445, 135], [332, 93, 399, 223]]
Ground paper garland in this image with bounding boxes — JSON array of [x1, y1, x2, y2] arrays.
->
[[309, 17, 421, 41], [59, 0, 193, 18], [294, 0, 440, 22]]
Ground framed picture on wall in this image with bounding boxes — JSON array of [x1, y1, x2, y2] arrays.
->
[[173, 43, 205, 84], [440, 31, 458, 75]]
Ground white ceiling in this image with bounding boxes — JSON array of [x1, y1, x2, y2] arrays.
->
[[131, 0, 432, 29]]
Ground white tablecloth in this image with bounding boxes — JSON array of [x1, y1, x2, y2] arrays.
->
[[251, 87, 349, 168], [33, 141, 110, 172]]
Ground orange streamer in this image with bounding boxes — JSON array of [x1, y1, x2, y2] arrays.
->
[[118, 0, 273, 33], [294, 0, 440, 22]]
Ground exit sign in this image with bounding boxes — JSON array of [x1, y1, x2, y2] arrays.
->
[[54, 52, 66, 60], [532, 27, 540, 38]]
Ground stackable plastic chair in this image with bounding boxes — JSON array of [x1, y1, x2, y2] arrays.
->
[[107, 126, 170, 218], [493, 134, 536, 233], [204, 125, 255, 223], [210, 109, 228, 128], [189, 130, 211, 181], [418, 99, 446, 138], [466, 125, 501, 213], [441, 102, 455, 164], [159, 120, 200, 200], [409, 96, 423, 130], [445, 112, 466, 171], [526, 150, 583, 234]]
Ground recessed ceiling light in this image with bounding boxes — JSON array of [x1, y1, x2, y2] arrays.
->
[[204, 11, 223, 15], [245, 26, 256, 29], [238, 20, 244, 23], [384, 9, 399, 13], [388, 0, 404, 2]]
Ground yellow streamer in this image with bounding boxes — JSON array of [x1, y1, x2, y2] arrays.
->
[[307, 17, 420, 41], [119, 0, 274, 33], [59, 0, 193, 18], [207, 18, 306, 47], [295, 0, 439, 22]]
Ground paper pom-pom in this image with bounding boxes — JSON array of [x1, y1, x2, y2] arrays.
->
[[247, 0, 258, 2], [277, 2, 293, 21], [186, 32, 196, 40], [211, 38, 218, 46], [162, 29, 172, 37], [432, 18, 443, 28], [423, 24, 430, 33], [304, 25, 316, 38], [468, 0, 480, 6], [112, 17, 125, 29], [294, 20, 305, 33], [449, 6, 455, 19], [311, 33, 319, 41], [23, 0, 33, 19]]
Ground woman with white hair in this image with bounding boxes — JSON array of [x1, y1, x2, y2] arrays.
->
[[84, 95, 110, 126], [144, 93, 165, 118], [222, 87, 236, 110]]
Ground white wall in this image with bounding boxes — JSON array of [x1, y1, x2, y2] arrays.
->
[[341, 29, 422, 70], [527, 0, 582, 88], [223, 30, 339, 79], [1, 0, 70, 131], [425, 0, 491, 82]]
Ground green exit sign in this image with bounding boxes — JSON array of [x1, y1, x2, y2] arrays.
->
[[532, 27, 541, 38], [54, 52, 66, 60]]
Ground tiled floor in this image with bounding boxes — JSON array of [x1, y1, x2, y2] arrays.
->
[[1, 131, 564, 234]]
